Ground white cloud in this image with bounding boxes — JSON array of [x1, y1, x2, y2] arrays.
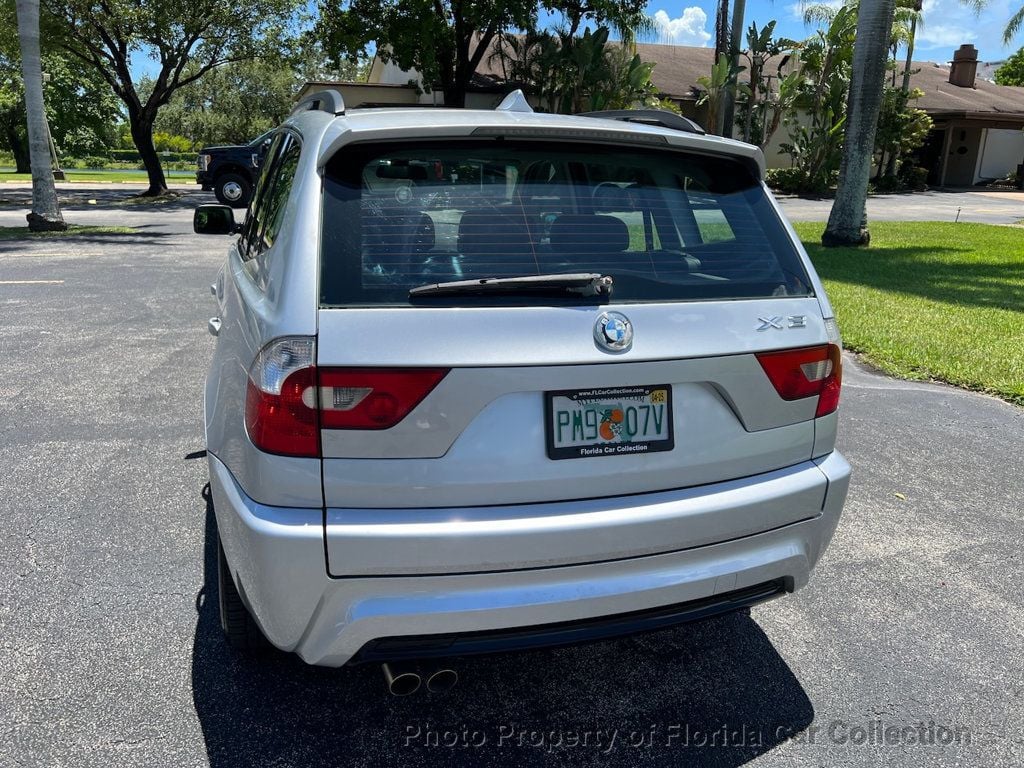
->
[[907, 0, 1016, 59], [916, 24, 975, 48], [652, 7, 712, 46], [786, 0, 844, 22], [775, 0, 1015, 60]]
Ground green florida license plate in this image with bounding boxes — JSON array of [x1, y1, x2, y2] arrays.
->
[[544, 385, 674, 460]]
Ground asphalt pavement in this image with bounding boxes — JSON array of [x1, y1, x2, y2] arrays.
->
[[1, 186, 1022, 767], [777, 187, 1024, 225]]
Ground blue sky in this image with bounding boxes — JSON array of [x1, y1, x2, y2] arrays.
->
[[648, 0, 1023, 62]]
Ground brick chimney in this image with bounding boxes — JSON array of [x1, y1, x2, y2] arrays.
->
[[949, 44, 978, 88]]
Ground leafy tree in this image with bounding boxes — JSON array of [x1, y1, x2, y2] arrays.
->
[[873, 85, 932, 186], [318, 0, 647, 108], [778, 5, 857, 193], [542, 0, 649, 39], [319, 0, 538, 108], [44, 0, 299, 196], [496, 26, 667, 114], [0, 3, 118, 171], [734, 20, 798, 146], [697, 53, 746, 137], [0, 52, 120, 170], [154, 50, 367, 149], [994, 48, 1024, 85], [152, 60, 297, 148], [15, 0, 64, 230], [823, 0, 897, 246]]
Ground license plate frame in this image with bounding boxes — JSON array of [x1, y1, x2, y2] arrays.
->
[[544, 385, 674, 460]]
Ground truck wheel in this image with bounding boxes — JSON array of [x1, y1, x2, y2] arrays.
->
[[214, 173, 251, 208], [218, 537, 272, 653]]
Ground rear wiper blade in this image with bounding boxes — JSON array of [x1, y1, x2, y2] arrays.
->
[[409, 273, 613, 299]]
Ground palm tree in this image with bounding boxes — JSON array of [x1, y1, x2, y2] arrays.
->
[[720, 0, 747, 138], [1003, 4, 1024, 42], [821, 0, 896, 246], [15, 0, 65, 231]]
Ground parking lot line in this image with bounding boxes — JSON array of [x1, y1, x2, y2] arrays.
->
[[0, 280, 65, 285]]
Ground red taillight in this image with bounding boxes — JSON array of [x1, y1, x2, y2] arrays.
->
[[245, 337, 320, 457], [317, 368, 448, 429], [244, 338, 449, 454], [756, 344, 842, 417]]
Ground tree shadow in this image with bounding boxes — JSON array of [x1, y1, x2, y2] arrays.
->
[[0, 230, 174, 251], [192, 483, 815, 767], [0, 187, 212, 212], [806, 242, 1024, 313]]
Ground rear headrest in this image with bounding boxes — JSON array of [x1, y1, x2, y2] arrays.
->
[[457, 208, 537, 276], [549, 214, 629, 254], [458, 209, 534, 253], [592, 183, 633, 212]]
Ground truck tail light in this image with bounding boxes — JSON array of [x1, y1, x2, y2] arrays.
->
[[756, 344, 842, 417], [245, 337, 319, 457], [316, 368, 448, 430]]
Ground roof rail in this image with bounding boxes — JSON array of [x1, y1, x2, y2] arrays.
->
[[576, 109, 705, 135], [495, 89, 533, 114], [292, 89, 346, 117]]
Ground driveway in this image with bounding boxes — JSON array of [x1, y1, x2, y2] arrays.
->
[[777, 188, 1024, 225], [1, 188, 1022, 766]]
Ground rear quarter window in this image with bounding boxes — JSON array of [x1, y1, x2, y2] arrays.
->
[[319, 140, 810, 306]]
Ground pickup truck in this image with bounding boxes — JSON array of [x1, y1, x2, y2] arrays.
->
[[196, 130, 273, 208]]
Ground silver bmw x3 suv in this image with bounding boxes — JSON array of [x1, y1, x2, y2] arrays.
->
[[197, 89, 851, 672]]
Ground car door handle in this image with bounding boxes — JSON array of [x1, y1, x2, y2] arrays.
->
[[208, 317, 222, 337], [210, 282, 218, 297]]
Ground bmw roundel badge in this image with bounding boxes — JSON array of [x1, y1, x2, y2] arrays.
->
[[594, 311, 633, 353]]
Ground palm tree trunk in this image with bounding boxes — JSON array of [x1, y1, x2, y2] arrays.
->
[[714, 0, 729, 64], [15, 0, 65, 230], [822, 0, 896, 247], [721, 0, 747, 139], [714, 0, 729, 134], [743, 61, 759, 143], [901, 17, 916, 94]]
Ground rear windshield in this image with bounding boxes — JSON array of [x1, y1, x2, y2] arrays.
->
[[320, 140, 811, 306]]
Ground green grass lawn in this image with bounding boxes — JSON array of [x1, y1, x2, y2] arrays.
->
[[795, 221, 1024, 405], [0, 224, 135, 240], [0, 169, 195, 183]]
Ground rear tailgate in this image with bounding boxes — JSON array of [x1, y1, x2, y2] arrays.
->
[[316, 134, 837, 575], [318, 298, 825, 508]]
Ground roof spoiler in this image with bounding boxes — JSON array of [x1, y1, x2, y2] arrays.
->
[[293, 89, 346, 117], [577, 109, 705, 135]]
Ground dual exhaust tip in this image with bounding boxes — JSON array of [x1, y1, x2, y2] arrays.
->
[[382, 662, 458, 696]]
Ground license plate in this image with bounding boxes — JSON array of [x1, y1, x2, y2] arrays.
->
[[545, 385, 674, 460]]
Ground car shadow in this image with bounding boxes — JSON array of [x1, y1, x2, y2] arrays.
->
[[192, 483, 814, 767]]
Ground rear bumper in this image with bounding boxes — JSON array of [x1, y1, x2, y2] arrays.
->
[[353, 579, 787, 663], [208, 452, 849, 667]]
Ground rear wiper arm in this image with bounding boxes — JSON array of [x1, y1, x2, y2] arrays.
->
[[409, 273, 613, 299]]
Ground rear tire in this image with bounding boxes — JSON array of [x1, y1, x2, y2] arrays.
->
[[218, 538, 272, 653], [213, 172, 251, 208]]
